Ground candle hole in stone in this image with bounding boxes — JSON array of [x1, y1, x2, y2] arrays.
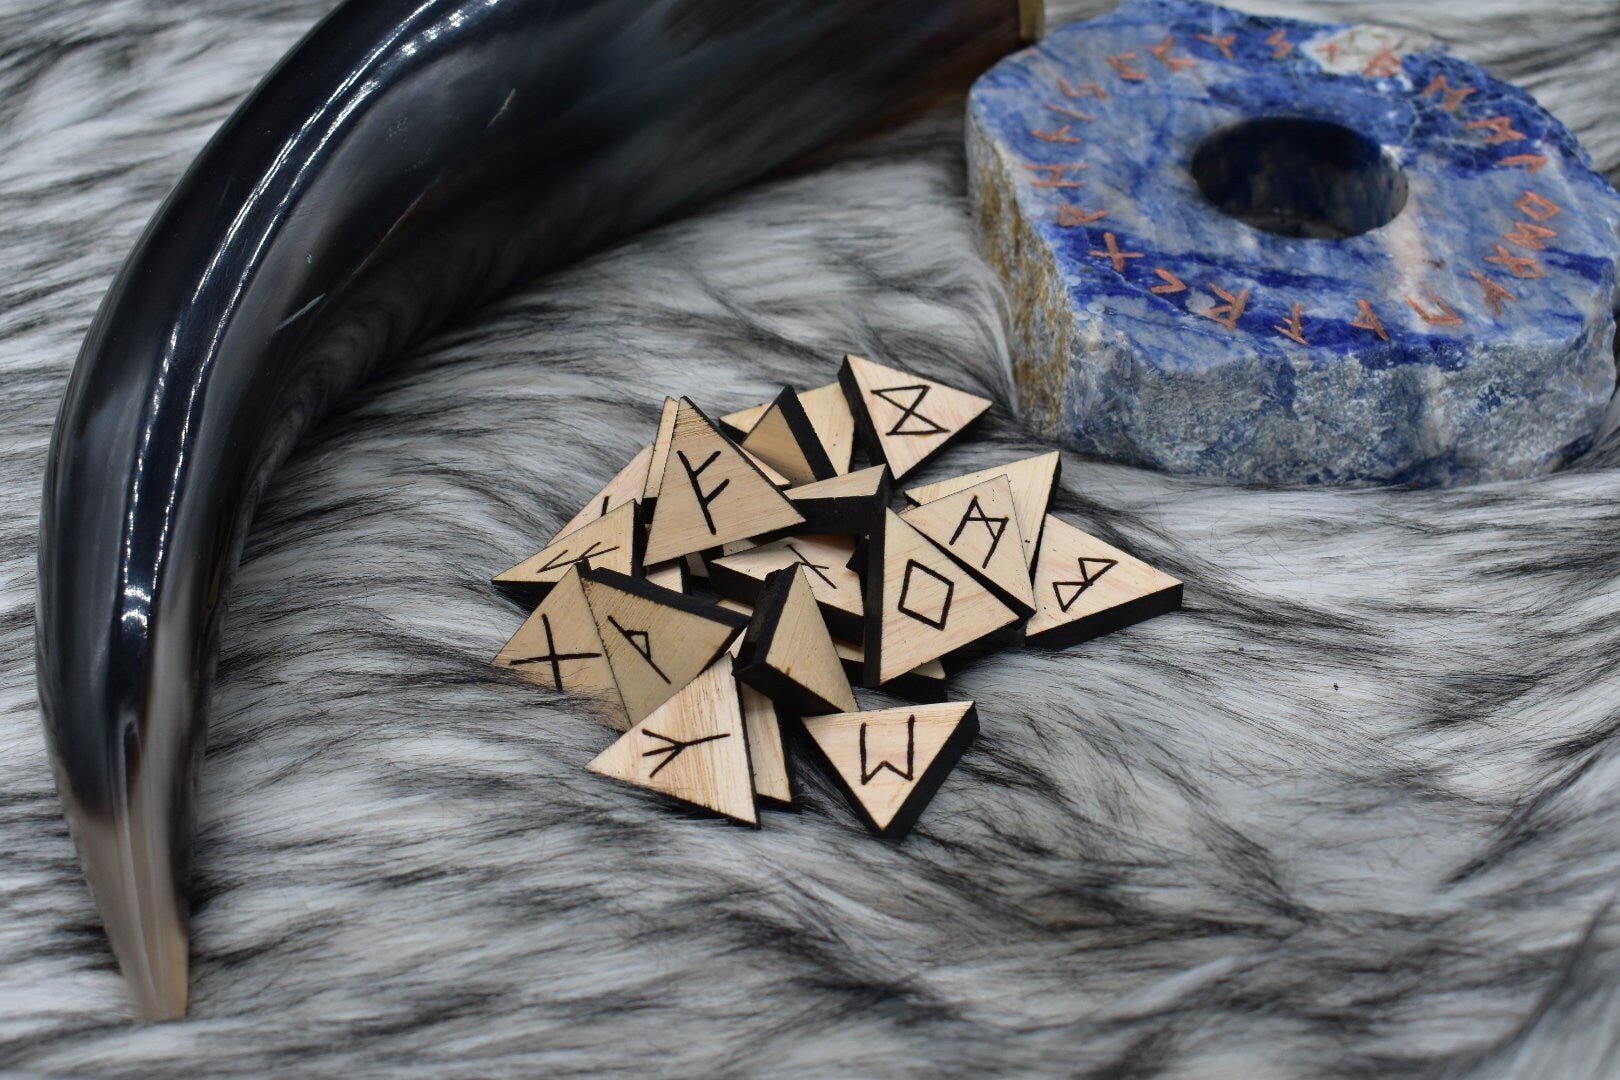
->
[[1191, 117, 1407, 239]]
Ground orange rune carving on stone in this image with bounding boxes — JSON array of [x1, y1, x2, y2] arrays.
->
[[1199, 284, 1250, 330], [1497, 154, 1548, 173], [1352, 299, 1390, 341], [1059, 77, 1109, 100], [1031, 124, 1082, 144], [1315, 41, 1342, 62], [1484, 243, 1545, 279], [1513, 191, 1563, 221], [1274, 302, 1308, 345], [1405, 291, 1464, 325], [1197, 33, 1236, 60], [1422, 74, 1476, 113], [1363, 50, 1403, 78], [1148, 35, 1197, 71], [1058, 205, 1109, 226], [1502, 220, 1558, 251], [1106, 53, 1149, 81], [1265, 29, 1293, 59], [1469, 270, 1519, 317], [1150, 268, 1186, 294], [1025, 163, 1088, 188], [1090, 232, 1143, 272], [1467, 116, 1527, 146], [1045, 103, 1097, 123]]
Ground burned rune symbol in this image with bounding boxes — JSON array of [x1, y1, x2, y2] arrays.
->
[[897, 559, 954, 630], [606, 615, 669, 682], [1052, 557, 1118, 612], [537, 539, 620, 573], [786, 542, 837, 589], [949, 495, 1009, 569], [677, 449, 730, 534], [859, 715, 916, 784], [510, 613, 602, 690], [871, 385, 948, 437], [641, 729, 730, 778]]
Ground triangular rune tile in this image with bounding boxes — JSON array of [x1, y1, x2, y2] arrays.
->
[[588, 653, 758, 826], [720, 401, 771, 439], [644, 399, 806, 565], [900, 475, 1035, 615], [579, 566, 748, 726], [738, 678, 794, 807], [708, 534, 865, 642], [735, 566, 857, 717], [642, 559, 689, 594], [492, 565, 625, 726], [799, 382, 857, 475], [838, 354, 992, 481], [863, 510, 1020, 687], [799, 702, 979, 838], [641, 396, 681, 503], [904, 452, 1060, 571], [550, 443, 654, 544], [739, 388, 837, 488], [787, 465, 890, 535], [1027, 516, 1183, 649], [493, 499, 640, 606], [725, 596, 947, 703]]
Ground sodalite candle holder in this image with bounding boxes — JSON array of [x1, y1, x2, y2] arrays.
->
[[968, 0, 1620, 486]]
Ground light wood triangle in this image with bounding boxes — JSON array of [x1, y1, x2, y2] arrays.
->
[[550, 443, 653, 544], [492, 565, 625, 726], [587, 653, 758, 825], [799, 382, 857, 475], [900, 474, 1035, 615], [493, 499, 639, 605], [1026, 515, 1182, 648], [735, 565, 857, 716], [644, 399, 805, 565], [864, 510, 1020, 686], [641, 396, 680, 503], [904, 452, 1061, 570], [709, 534, 864, 641], [739, 388, 836, 488], [839, 354, 991, 481], [786, 464, 890, 534], [799, 701, 978, 838], [737, 679, 793, 806], [579, 567, 748, 726]]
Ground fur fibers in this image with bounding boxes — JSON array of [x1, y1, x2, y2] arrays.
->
[[2, 0, 1619, 1075]]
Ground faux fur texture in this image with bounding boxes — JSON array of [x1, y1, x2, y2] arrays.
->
[[3, 0, 1619, 1075]]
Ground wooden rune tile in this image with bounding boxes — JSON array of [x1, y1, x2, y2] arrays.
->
[[786, 465, 891, 535], [493, 499, 641, 607], [900, 475, 1035, 616], [799, 702, 979, 839], [838, 354, 992, 481], [726, 597, 947, 703], [738, 388, 837, 488], [741, 446, 793, 489], [738, 679, 794, 807], [903, 452, 1061, 571], [1026, 516, 1182, 649], [863, 510, 1020, 687], [735, 566, 858, 717], [708, 534, 865, 642], [579, 566, 749, 727], [550, 443, 654, 544], [720, 400, 772, 440], [492, 565, 625, 726], [798, 382, 858, 475], [643, 398, 806, 565], [588, 653, 758, 826], [640, 396, 680, 504]]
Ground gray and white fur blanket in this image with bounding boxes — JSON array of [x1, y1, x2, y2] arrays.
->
[[3, 0, 1619, 1075]]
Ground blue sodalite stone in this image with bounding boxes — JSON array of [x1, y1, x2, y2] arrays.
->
[[967, 0, 1620, 486]]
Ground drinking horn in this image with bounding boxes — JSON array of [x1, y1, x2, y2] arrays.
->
[[36, 0, 1038, 1019]]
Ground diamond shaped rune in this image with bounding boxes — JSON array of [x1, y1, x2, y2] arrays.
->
[[897, 559, 954, 630]]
